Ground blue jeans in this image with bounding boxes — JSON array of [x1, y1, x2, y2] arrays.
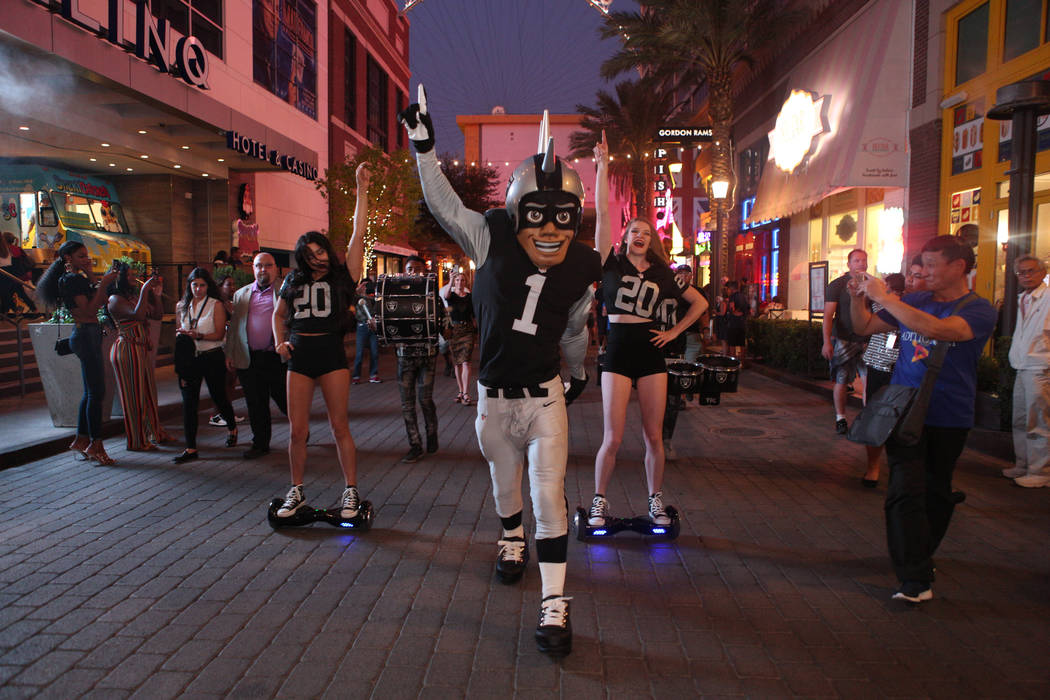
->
[[353, 324, 379, 378], [70, 323, 105, 439]]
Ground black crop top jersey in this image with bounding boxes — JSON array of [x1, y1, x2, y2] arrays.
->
[[58, 272, 94, 310], [278, 266, 357, 334], [446, 291, 474, 323], [601, 252, 683, 320], [474, 209, 602, 387]]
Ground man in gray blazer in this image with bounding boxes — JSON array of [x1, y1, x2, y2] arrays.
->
[[226, 252, 287, 458]]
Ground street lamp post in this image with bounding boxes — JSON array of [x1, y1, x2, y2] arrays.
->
[[988, 80, 1050, 334], [711, 178, 730, 302]]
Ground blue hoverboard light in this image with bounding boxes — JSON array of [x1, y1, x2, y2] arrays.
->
[[592, 529, 608, 536], [339, 522, 355, 528], [651, 527, 666, 534]]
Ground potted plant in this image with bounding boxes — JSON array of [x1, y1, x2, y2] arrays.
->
[[28, 307, 117, 428]]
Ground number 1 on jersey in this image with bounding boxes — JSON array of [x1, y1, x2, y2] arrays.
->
[[512, 273, 546, 335]]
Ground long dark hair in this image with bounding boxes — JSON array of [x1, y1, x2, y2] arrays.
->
[[37, 241, 86, 309], [291, 230, 340, 286], [616, 217, 670, 267], [179, 267, 221, 312]]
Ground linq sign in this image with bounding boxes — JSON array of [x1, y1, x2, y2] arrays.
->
[[654, 127, 713, 143], [37, 0, 209, 89]]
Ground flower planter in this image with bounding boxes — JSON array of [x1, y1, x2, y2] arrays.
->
[[28, 323, 117, 428]]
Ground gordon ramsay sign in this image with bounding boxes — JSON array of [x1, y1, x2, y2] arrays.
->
[[37, 0, 210, 89]]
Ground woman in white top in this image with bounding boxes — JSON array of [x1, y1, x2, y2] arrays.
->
[[173, 267, 237, 464]]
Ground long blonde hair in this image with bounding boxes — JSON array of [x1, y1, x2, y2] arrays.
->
[[616, 217, 669, 267]]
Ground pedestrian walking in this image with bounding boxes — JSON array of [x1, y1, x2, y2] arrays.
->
[[850, 235, 996, 603]]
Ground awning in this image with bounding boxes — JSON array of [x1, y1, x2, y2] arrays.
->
[[747, 0, 911, 223]]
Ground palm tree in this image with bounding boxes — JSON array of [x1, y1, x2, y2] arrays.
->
[[569, 76, 675, 221], [599, 0, 808, 286]]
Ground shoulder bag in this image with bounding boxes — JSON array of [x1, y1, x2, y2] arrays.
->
[[847, 293, 977, 447]]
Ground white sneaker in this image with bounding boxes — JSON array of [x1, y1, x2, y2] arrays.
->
[[340, 486, 360, 518], [208, 414, 227, 427], [588, 495, 609, 527], [1002, 466, 1027, 479], [648, 491, 671, 526], [1014, 474, 1050, 488], [663, 439, 677, 461], [277, 485, 306, 517]]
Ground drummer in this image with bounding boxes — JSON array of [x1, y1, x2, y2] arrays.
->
[[588, 211, 707, 529], [393, 255, 441, 463]]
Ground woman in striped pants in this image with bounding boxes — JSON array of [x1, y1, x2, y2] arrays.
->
[[107, 262, 169, 451]]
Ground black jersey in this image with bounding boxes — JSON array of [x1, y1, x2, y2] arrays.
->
[[59, 272, 94, 310], [601, 252, 683, 319], [279, 266, 356, 334], [474, 210, 601, 386]]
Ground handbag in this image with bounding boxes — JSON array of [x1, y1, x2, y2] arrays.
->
[[847, 293, 977, 447], [55, 324, 72, 356], [173, 333, 197, 377]]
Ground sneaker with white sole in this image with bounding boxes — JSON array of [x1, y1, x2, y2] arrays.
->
[[892, 581, 932, 603], [208, 414, 227, 427], [1014, 473, 1050, 488], [588, 494, 609, 527], [535, 595, 572, 655], [277, 485, 306, 518], [339, 486, 360, 518], [495, 537, 528, 583], [1002, 466, 1027, 479], [648, 491, 671, 526]]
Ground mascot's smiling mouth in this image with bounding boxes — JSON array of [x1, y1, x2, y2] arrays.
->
[[534, 240, 564, 252]]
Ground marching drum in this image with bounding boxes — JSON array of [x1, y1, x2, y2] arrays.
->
[[375, 273, 440, 345], [696, 354, 741, 405], [665, 359, 700, 396]]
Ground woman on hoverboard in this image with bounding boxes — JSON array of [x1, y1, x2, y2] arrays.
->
[[272, 163, 370, 521]]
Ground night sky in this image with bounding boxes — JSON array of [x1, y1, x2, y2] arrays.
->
[[406, 0, 622, 156]]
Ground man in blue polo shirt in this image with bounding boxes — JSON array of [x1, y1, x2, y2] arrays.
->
[[849, 236, 996, 604]]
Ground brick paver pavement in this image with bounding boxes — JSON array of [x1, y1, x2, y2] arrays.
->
[[0, 358, 1047, 698]]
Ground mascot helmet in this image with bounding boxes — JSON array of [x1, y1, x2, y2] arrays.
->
[[506, 111, 585, 232]]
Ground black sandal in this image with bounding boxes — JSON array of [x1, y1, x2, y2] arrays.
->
[[173, 450, 199, 464], [225, 429, 238, 448]]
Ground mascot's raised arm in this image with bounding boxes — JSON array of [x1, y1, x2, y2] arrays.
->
[[399, 83, 604, 657]]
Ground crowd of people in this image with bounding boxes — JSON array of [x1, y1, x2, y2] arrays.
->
[[8, 85, 1048, 659]]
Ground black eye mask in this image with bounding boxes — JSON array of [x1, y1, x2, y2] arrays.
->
[[518, 192, 580, 232]]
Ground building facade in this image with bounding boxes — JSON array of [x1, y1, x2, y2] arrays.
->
[[0, 0, 329, 290], [940, 0, 1050, 305]]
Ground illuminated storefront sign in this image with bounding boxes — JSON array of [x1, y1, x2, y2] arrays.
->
[[654, 126, 713, 142], [226, 131, 318, 181], [37, 0, 210, 89], [768, 90, 828, 173]]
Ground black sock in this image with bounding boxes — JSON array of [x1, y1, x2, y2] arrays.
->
[[499, 511, 522, 532]]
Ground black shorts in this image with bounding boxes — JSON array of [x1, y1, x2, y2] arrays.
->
[[288, 333, 347, 378], [602, 322, 665, 380]]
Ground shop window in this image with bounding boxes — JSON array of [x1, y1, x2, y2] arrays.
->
[[808, 216, 823, 263], [252, 0, 318, 119], [367, 55, 389, 151], [344, 28, 357, 129], [956, 3, 989, 85], [153, 0, 224, 59], [997, 172, 1050, 198], [828, 210, 859, 275], [1004, 0, 1042, 62]]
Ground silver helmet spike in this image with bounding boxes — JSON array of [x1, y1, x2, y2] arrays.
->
[[541, 137, 556, 173], [536, 110, 550, 154]]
